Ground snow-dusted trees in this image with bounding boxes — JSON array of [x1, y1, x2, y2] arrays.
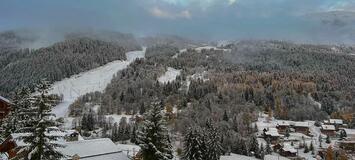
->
[[0, 87, 31, 139], [16, 80, 64, 160], [182, 128, 206, 160], [137, 102, 173, 160]]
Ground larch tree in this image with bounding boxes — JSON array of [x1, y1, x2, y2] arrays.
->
[[137, 101, 173, 160], [16, 80, 64, 160]]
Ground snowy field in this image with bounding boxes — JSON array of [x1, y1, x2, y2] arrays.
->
[[51, 49, 145, 117], [158, 67, 181, 84]]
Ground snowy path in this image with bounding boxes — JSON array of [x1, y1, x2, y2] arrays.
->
[[50, 48, 146, 117], [158, 67, 181, 84]]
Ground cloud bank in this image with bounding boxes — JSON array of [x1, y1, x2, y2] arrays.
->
[[1, 0, 355, 43]]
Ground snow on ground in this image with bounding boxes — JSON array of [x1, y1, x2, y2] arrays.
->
[[106, 114, 133, 124], [116, 143, 141, 158], [220, 154, 258, 160], [158, 67, 181, 84], [50, 49, 146, 117], [194, 46, 231, 53]]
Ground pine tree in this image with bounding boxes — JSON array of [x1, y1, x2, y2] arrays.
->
[[259, 143, 265, 159], [16, 80, 64, 160], [182, 127, 205, 160], [326, 135, 331, 144], [310, 141, 314, 155], [304, 143, 309, 153], [265, 138, 272, 155], [206, 124, 223, 160], [1, 87, 31, 139], [136, 101, 173, 160], [248, 135, 259, 157], [222, 110, 228, 122], [318, 135, 323, 148]]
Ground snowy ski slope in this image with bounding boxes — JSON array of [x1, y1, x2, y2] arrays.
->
[[50, 48, 145, 117]]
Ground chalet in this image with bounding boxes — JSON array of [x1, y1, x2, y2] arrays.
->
[[324, 119, 344, 130], [264, 128, 282, 144], [0, 96, 11, 120], [338, 141, 355, 152], [59, 138, 129, 160], [342, 129, 355, 141], [0, 129, 87, 160], [276, 121, 290, 134], [321, 125, 336, 137], [292, 122, 310, 135], [279, 144, 297, 157]]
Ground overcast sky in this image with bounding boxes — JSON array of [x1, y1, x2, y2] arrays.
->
[[1, 0, 355, 42]]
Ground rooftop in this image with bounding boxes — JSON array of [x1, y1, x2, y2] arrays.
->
[[293, 122, 310, 128], [321, 125, 336, 131], [0, 96, 11, 104], [59, 138, 128, 160]]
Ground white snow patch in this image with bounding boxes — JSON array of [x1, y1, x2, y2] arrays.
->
[[50, 49, 146, 118], [116, 143, 141, 158], [221, 154, 258, 160], [106, 114, 133, 125], [158, 67, 181, 84]]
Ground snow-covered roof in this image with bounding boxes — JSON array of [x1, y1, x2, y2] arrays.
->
[[0, 96, 11, 104], [343, 129, 355, 135], [264, 155, 290, 160], [265, 128, 281, 137], [282, 144, 297, 153], [321, 125, 335, 131], [277, 121, 290, 126], [116, 143, 141, 157], [220, 153, 258, 160], [59, 138, 128, 160], [326, 119, 343, 124], [293, 122, 310, 128]]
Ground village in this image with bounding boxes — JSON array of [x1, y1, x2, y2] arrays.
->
[[1, 93, 355, 160], [256, 112, 355, 159]]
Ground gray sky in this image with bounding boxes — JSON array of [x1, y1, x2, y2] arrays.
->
[[1, 0, 355, 43]]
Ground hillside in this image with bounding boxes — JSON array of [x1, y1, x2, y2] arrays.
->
[[0, 37, 139, 97]]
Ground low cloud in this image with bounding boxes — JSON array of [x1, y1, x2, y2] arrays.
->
[[150, 7, 191, 19]]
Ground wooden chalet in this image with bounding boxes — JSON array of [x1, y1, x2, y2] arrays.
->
[[324, 119, 344, 130], [263, 128, 282, 144], [0, 96, 11, 120], [279, 144, 297, 157], [338, 141, 355, 152], [276, 121, 290, 134], [292, 122, 310, 135], [342, 129, 355, 141], [321, 125, 336, 137]]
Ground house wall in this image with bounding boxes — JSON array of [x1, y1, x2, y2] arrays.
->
[[294, 127, 309, 135], [321, 130, 336, 137], [0, 100, 10, 120]]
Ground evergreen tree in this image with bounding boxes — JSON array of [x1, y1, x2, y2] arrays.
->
[[222, 110, 228, 122], [248, 135, 259, 157], [326, 135, 331, 144], [310, 141, 315, 155], [259, 143, 265, 159], [130, 123, 138, 144], [137, 101, 173, 160], [304, 143, 309, 153], [265, 138, 272, 155], [285, 128, 290, 138], [206, 124, 223, 160], [1, 87, 31, 139], [182, 128, 205, 160], [319, 135, 323, 148], [339, 130, 347, 140], [16, 80, 64, 160]]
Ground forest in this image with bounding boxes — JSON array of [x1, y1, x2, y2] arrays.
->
[[0, 31, 141, 97]]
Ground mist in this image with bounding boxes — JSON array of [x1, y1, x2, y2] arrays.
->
[[1, 0, 355, 44]]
